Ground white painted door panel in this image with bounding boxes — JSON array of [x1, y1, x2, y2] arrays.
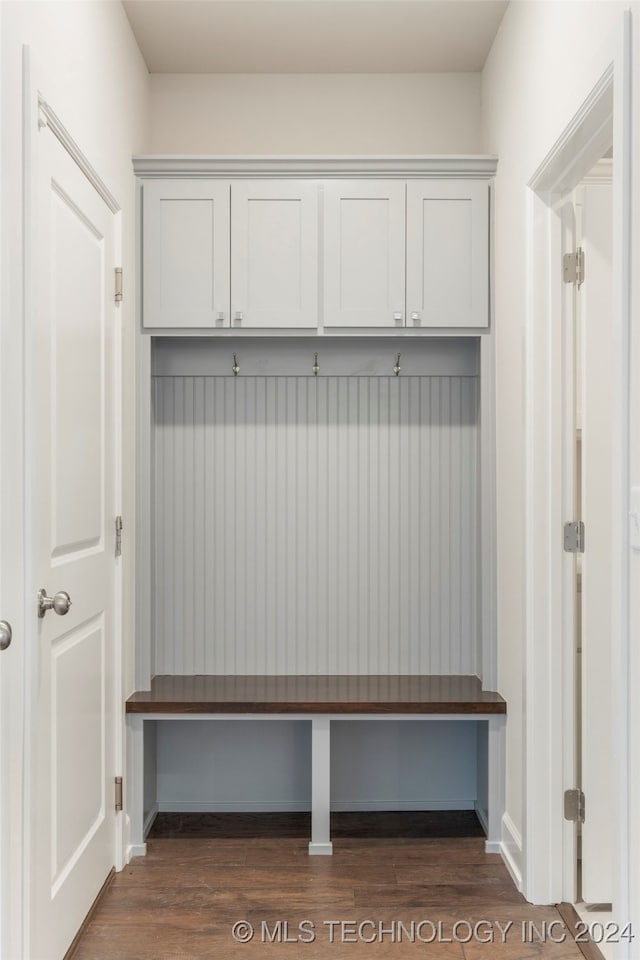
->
[[323, 181, 406, 328], [578, 181, 613, 904], [406, 180, 489, 328], [143, 180, 230, 328], [231, 180, 318, 328], [31, 128, 116, 960]]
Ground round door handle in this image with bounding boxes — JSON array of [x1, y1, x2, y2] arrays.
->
[[0, 621, 12, 651], [37, 588, 72, 619]]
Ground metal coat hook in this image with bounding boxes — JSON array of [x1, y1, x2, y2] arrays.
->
[[232, 353, 240, 376], [312, 352, 319, 376], [393, 353, 401, 376]]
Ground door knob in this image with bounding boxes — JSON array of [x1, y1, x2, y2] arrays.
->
[[0, 621, 12, 651], [37, 588, 72, 619]]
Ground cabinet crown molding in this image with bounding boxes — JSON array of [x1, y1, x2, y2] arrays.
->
[[133, 155, 498, 179]]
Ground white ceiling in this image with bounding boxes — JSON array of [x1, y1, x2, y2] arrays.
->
[[123, 1, 509, 74]]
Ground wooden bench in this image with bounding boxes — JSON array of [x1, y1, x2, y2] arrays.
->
[[126, 675, 506, 857]]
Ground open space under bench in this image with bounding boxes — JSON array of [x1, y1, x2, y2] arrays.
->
[[126, 674, 506, 856]]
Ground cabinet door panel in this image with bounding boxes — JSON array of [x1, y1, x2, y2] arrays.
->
[[231, 181, 318, 328], [406, 181, 489, 328], [324, 181, 406, 328], [142, 180, 230, 329]]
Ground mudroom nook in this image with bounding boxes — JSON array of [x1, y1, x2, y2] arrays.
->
[[127, 156, 505, 857], [4, 4, 637, 958]]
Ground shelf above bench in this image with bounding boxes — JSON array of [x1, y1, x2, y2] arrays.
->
[[126, 674, 506, 715]]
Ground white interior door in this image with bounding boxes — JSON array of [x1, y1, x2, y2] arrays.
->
[[576, 177, 613, 905], [29, 123, 117, 959]]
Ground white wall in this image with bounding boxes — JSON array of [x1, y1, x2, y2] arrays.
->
[[481, 0, 626, 890], [0, 4, 149, 949], [147, 72, 482, 154]]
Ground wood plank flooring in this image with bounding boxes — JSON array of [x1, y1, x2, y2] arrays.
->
[[72, 815, 587, 960], [148, 810, 485, 840]]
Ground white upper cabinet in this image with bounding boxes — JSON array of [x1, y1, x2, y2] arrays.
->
[[323, 181, 406, 328], [406, 180, 489, 328], [138, 163, 493, 332], [231, 181, 318, 328], [142, 180, 230, 329]]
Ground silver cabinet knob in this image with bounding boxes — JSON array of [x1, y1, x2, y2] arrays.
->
[[411, 312, 421, 324], [393, 312, 403, 323], [0, 621, 12, 651], [37, 588, 72, 619], [234, 311, 243, 324]]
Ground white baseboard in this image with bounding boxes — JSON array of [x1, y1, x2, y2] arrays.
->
[[127, 843, 147, 859], [475, 802, 489, 836], [156, 799, 476, 814], [308, 842, 333, 855], [156, 800, 311, 813], [143, 803, 159, 838], [332, 799, 476, 812], [499, 812, 523, 891]]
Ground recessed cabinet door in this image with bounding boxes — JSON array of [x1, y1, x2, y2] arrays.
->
[[406, 181, 489, 328], [231, 181, 318, 328], [142, 180, 231, 328], [324, 181, 406, 327]]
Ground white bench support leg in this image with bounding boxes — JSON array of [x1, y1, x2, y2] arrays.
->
[[486, 715, 506, 853], [309, 717, 333, 855], [127, 715, 147, 859]]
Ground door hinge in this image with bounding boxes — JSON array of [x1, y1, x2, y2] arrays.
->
[[563, 248, 585, 288], [115, 267, 123, 303], [564, 788, 585, 823], [564, 520, 585, 553], [115, 515, 123, 557], [115, 776, 123, 812]]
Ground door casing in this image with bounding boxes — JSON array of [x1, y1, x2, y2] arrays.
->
[[525, 12, 632, 927]]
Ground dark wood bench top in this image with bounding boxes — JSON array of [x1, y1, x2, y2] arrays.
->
[[126, 675, 506, 715]]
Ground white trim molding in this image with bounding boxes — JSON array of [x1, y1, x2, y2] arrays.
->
[[38, 96, 120, 213], [500, 813, 523, 892], [154, 800, 477, 814], [527, 65, 614, 194], [581, 157, 614, 184], [524, 13, 632, 912], [142, 804, 159, 837], [132, 155, 498, 180]]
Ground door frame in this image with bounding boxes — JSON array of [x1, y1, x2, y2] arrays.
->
[[17, 48, 126, 953], [0, 43, 30, 960], [524, 10, 632, 920]]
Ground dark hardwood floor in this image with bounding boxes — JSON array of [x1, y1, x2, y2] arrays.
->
[[71, 814, 588, 960], [149, 811, 485, 840]]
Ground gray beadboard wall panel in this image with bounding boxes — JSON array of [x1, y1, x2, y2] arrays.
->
[[152, 370, 479, 675]]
